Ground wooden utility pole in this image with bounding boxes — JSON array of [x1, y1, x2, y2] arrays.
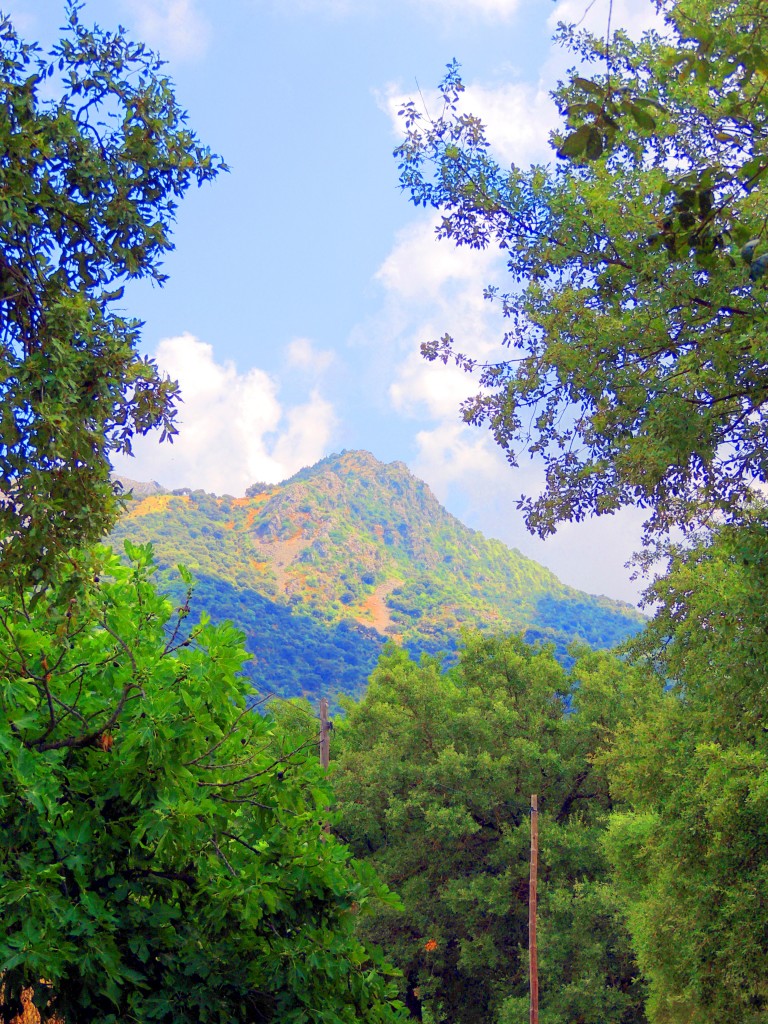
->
[[319, 697, 330, 770], [529, 794, 539, 1024], [318, 698, 331, 835]]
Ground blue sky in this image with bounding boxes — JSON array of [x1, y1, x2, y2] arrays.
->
[[8, 0, 663, 603]]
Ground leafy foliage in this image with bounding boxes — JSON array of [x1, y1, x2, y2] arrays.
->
[[603, 515, 768, 1023], [397, 0, 768, 537], [332, 634, 653, 1024], [0, 544, 404, 1024], [0, 4, 224, 582], [0, 9, 406, 1023], [169, 571, 385, 703], [390, 6, 768, 1014]]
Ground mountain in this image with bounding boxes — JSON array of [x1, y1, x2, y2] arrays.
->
[[109, 450, 644, 700], [113, 475, 167, 499]]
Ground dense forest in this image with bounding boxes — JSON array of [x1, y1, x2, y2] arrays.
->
[[3, 1, 768, 1022]]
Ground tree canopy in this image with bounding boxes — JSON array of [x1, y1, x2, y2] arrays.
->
[[0, 2, 225, 583], [603, 516, 768, 1022], [332, 634, 653, 1024], [0, 544, 404, 1023], [397, 0, 768, 537], [331, 557, 768, 1023], [391, 8, 768, 1012], [8, 1, 768, 1021]]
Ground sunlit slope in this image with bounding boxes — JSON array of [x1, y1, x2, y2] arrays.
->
[[111, 450, 643, 698]]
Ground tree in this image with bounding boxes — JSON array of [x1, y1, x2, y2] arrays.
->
[[601, 515, 768, 1023], [397, 0, 768, 538], [332, 634, 651, 1024], [0, 542, 405, 1024], [0, 3, 225, 583], [0, 8, 405, 1022]]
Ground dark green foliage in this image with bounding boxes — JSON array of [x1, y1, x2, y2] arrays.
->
[[534, 595, 642, 653], [0, 544, 405, 1023], [0, 9, 406, 1023], [162, 571, 385, 701], [109, 452, 643, 698], [333, 634, 652, 1024], [0, 5, 224, 583]]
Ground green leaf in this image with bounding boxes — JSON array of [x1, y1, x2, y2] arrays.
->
[[572, 76, 605, 96], [749, 252, 768, 280], [627, 103, 657, 130], [740, 238, 760, 263], [585, 126, 604, 160], [557, 124, 592, 159]]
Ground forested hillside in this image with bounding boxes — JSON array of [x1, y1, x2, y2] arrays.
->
[[110, 450, 643, 698]]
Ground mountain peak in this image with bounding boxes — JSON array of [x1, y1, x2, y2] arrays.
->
[[113, 475, 167, 498], [111, 452, 644, 698], [281, 449, 418, 487]]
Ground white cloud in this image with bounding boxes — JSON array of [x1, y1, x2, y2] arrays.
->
[[285, 337, 335, 375], [119, 0, 210, 61], [463, 81, 557, 167], [111, 333, 336, 493], [372, 218, 508, 427], [390, 351, 476, 421], [272, 392, 336, 468], [376, 215, 499, 311], [371, 214, 507, 463], [412, 422, 501, 493]]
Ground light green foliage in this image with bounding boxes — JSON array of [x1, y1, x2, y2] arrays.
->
[[0, 5, 224, 583], [397, 0, 768, 537], [0, 544, 404, 1023], [333, 634, 651, 1024], [603, 518, 768, 1023]]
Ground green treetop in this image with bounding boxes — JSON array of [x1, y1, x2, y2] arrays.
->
[[0, 543, 405, 1023], [332, 634, 653, 1024], [397, 0, 768, 538], [0, 2, 225, 583]]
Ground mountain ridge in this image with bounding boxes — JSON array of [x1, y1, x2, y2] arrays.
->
[[110, 450, 644, 698]]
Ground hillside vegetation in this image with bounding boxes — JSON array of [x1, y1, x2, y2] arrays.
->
[[111, 450, 643, 699]]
